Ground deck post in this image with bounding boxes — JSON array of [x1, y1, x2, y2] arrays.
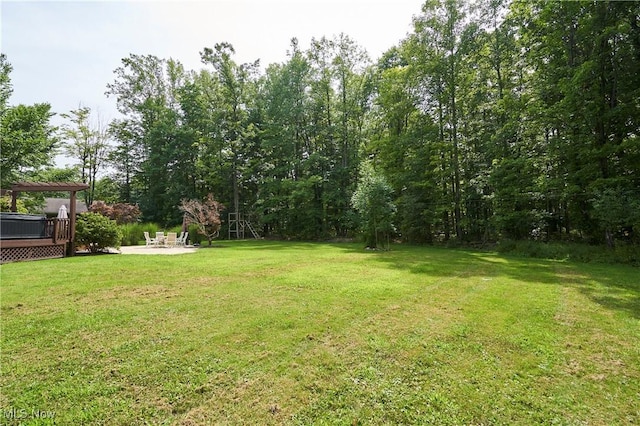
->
[[10, 190, 18, 212], [53, 220, 59, 244], [67, 190, 78, 257]]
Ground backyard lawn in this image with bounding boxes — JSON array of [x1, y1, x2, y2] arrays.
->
[[1, 241, 638, 425]]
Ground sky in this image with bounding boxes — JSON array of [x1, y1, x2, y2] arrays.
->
[[1, 0, 424, 125]]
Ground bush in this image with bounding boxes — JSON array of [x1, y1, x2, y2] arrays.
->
[[118, 223, 148, 246], [0, 195, 27, 213], [187, 224, 205, 244], [76, 212, 121, 253], [496, 239, 640, 266]]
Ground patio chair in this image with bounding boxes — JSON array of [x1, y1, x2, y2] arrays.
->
[[176, 231, 189, 246], [144, 232, 157, 247], [166, 232, 177, 247], [156, 231, 165, 247]]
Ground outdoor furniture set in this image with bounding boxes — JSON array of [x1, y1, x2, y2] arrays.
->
[[144, 231, 188, 248]]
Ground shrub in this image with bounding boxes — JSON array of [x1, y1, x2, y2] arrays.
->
[[0, 195, 27, 213], [187, 224, 204, 244], [118, 223, 147, 246], [76, 212, 121, 253], [496, 239, 640, 266]]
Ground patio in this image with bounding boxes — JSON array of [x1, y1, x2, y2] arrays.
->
[[116, 245, 198, 255]]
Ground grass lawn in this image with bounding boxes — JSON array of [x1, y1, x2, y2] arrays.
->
[[1, 241, 639, 425]]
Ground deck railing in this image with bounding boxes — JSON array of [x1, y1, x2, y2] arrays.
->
[[0, 217, 71, 244], [1, 218, 71, 263], [46, 218, 71, 243]]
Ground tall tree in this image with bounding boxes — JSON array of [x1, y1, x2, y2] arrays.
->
[[370, 45, 442, 243], [1, 103, 59, 188], [260, 39, 313, 237], [200, 43, 260, 226], [60, 106, 111, 206], [107, 118, 141, 203], [0, 54, 13, 116], [106, 54, 196, 224], [409, 0, 461, 240], [519, 0, 640, 243]]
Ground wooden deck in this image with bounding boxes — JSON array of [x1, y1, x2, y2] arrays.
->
[[1, 181, 89, 263], [0, 218, 71, 263]]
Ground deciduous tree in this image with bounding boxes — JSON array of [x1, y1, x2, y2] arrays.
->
[[60, 106, 111, 207], [0, 103, 58, 187], [180, 194, 224, 246]]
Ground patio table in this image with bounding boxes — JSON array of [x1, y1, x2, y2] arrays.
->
[[155, 232, 166, 247]]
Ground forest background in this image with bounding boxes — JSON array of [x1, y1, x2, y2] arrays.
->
[[1, 0, 639, 248]]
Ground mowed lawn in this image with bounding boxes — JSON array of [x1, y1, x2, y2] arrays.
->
[[1, 241, 638, 425]]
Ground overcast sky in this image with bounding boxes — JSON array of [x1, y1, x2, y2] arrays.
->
[[2, 0, 423, 124]]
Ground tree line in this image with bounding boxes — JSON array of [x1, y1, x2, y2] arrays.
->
[[2, 0, 639, 246]]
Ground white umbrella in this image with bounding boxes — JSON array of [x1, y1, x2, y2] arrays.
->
[[57, 204, 68, 219]]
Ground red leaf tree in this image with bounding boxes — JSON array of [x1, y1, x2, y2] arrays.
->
[[89, 201, 141, 224], [180, 194, 224, 246]]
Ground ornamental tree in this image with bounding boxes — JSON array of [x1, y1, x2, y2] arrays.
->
[[90, 200, 141, 224], [180, 194, 224, 246]]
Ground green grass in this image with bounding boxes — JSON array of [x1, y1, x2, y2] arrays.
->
[[1, 241, 639, 425]]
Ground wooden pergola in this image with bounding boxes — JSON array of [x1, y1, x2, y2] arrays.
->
[[1, 182, 89, 262]]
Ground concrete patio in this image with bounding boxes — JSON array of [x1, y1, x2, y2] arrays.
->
[[116, 245, 198, 255]]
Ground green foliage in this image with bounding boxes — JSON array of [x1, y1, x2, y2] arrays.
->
[[591, 187, 640, 247], [351, 162, 396, 248], [75, 212, 121, 253], [33, 166, 81, 186], [0, 195, 27, 213], [496, 239, 640, 266], [0, 53, 12, 111], [185, 223, 203, 244], [116, 222, 158, 246], [0, 103, 59, 187], [117, 222, 141, 246], [106, 55, 198, 225], [92, 176, 123, 204], [60, 106, 111, 207], [45, 2, 640, 247]]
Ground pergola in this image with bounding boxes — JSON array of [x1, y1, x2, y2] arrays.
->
[[8, 182, 89, 257]]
